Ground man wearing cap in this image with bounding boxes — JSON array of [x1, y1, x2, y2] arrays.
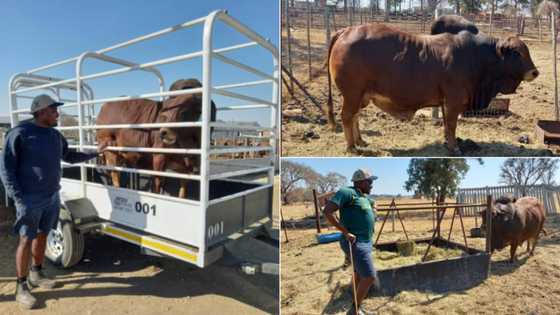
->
[[0, 94, 108, 309], [324, 169, 378, 315]]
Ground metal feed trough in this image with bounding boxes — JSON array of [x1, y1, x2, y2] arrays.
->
[[370, 199, 494, 295], [8, 10, 279, 268]]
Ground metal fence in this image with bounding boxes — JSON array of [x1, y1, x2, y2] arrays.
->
[[285, 5, 554, 40], [456, 185, 560, 216], [282, 1, 557, 120]]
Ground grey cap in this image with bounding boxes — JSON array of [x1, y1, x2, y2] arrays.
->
[[351, 169, 378, 182], [30, 94, 63, 114]]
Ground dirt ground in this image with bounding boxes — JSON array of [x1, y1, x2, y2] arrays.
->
[[280, 202, 560, 314], [0, 177, 280, 315], [282, 24, 560, 156]]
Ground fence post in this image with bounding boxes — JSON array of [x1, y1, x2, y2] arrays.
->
[[324, 4, 331, 48], [312, 189, 322, 233], [485, 195, 493, 254], [306, 0, 312, 81], [284, 0, 294, 92], [552, 11, 559, 121]]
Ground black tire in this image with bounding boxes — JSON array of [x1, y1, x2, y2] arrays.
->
[[45, 219, 85, 268]]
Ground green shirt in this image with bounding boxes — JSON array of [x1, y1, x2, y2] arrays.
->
[[329, 186, 375, 242]]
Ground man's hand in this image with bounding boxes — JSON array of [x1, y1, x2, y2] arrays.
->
[[97, 142, 110, 153], [344, 232, 356, 244]]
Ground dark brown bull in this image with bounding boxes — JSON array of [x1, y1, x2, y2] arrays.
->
[[480, 195, 546, 262], [326, 24, 539, 154], [430, 15, 479, 35], [96, 78, 217, 198]]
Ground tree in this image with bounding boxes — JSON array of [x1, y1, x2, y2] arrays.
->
[[281, 160, 319, 204], [312, 172, 347, 193], [404, 159, 471, 203], [499, 158, 559, 195]]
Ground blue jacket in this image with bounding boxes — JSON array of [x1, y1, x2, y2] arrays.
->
[[0, 121, 98, 202]]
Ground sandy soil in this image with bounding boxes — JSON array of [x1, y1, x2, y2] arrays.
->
[[281, 24, 560, 157], [280, 202, 560, 315], [0, 177, 280, 315]]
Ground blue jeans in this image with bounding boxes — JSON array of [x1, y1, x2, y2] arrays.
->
[[14, 193, 60, 240], [340, 239, 377, 279]]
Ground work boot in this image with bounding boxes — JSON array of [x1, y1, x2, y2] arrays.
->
[[28, 269, 56, 289], [15, 282, 37, 309]]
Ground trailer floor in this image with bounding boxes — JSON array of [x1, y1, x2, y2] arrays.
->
[[0, 206, 279, 315]]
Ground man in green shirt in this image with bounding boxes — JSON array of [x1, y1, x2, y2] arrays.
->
[[324, 169, 378, 315]]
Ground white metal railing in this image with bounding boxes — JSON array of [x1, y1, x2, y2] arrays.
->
[[8, 10, 278, 208]]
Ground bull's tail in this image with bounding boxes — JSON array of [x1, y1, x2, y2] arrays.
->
[[540, 228, 548, 236], [326, 29, 345, 131]]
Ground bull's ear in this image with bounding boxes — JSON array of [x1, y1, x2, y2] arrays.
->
[[496, 41, 507, 59]]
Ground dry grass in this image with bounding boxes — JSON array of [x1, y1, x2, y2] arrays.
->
[[282, 23, 559, 157], [281, 204, 560, 315]]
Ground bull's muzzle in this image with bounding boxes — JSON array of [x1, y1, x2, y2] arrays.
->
[[159, 128, 177, 145], [524, 69, 539, 82]]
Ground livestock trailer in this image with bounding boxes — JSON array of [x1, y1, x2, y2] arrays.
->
[[7, 10, 279, 268]]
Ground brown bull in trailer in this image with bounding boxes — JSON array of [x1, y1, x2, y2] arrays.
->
[[96, 78, 217, 198], [325, 23, 539, 154]]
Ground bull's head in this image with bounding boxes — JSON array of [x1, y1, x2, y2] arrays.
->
[[495, 36, 539, 93], [158, 79, 204, 146], [479, 194, 518, 252]]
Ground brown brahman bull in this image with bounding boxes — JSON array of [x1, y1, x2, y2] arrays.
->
[[96, 78, 216, 198], [480, 195, 546, 262], [325, 24, 538, 154]]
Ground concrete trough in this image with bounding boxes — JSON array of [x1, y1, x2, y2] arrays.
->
[[373, 237, 490, 295]]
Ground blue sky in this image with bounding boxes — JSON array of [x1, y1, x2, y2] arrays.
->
[[0, 1, 279, 126], [282, 158, 560, 195]]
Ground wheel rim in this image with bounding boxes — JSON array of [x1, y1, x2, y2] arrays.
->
[[47, 221, 64, 258]]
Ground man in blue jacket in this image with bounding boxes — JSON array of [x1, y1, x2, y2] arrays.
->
[[0, 94, 107, 309], [324, 169, 378, 315]]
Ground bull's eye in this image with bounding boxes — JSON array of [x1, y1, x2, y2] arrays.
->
[[180, 111, 191, 121]]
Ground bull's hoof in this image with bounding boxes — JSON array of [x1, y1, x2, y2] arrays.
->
[[356, 139, 368, 147], [346, 145, 358, 154]]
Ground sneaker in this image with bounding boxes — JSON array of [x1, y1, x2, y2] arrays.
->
[[15, 282, 37, 309], [28, 269, 57, 289], [346, 304, 366, 315]]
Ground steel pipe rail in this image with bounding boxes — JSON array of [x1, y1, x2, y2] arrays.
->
[[376, 203, 488, 212], [209, 146, 272, 155], [26, 16, 208, 74], [214, 79, 273, 90], [213, 52, 275, 81], [63, 162, 202, 181], [16, 42, 263, 96], [57, 121, 202, 130], [208, 166, 272, 180], [73, 145, 202, 155], [218, 104, 271, 111], [212, 88, 275, 106], [210, 122, 274, 131], [216, 11, 278, 56]]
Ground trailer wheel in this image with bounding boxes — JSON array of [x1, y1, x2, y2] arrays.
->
[[46, 219, 85, 268]]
